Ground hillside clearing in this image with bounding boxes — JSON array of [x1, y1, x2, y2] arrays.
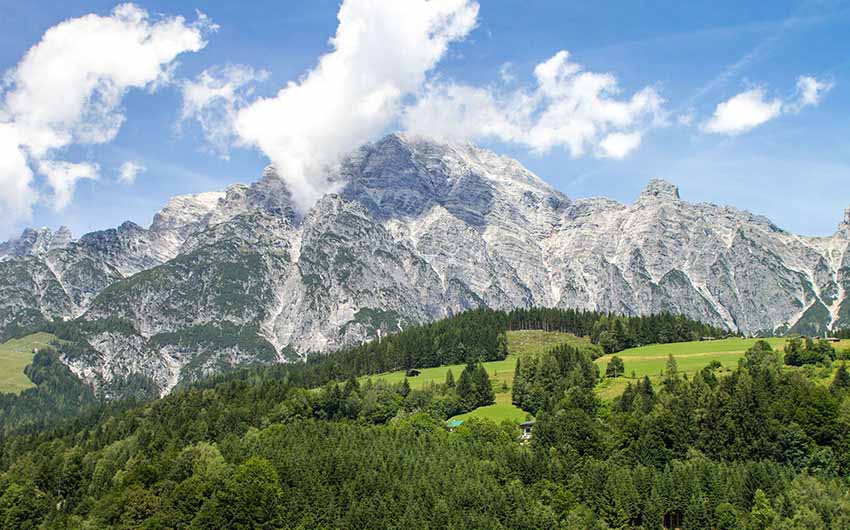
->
[[595, 337, 788, 379], [0, 332, 58, 394], [359, 330, 585, 392], [448, 392, 528, 424]]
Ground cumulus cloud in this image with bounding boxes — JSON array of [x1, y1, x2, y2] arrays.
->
[[118, 161, 146, 185], [402, 50, 665, 159], [598, 132, 642, 159], [179, 64, 268, 158], [0, 3, 213, 231], [702, 76, 832, 135], [234, 0, 479, 210], [702, 88, 783, 135]]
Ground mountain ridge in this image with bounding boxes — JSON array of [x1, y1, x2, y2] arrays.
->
[[1, 133, 848, 395]]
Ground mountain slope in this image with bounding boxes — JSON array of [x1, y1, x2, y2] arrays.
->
[[1, 133, 848, 394]]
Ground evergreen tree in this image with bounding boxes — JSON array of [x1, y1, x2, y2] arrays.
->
[[665, 354, 678, 378], [473, 363, 495, 406], [512, 357, 528, 408], [456, 363, 475, 409], [830, 363, 850, 395], [444, 368, 455, 388], [605, 356, 624, 378]]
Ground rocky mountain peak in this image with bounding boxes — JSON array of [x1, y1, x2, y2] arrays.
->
[[838, 206, 850, 237], [0, 225, 74, 259], [639, 178, 680, 202]]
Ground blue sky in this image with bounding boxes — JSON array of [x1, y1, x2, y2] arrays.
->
[[1, 0, 849, 239]]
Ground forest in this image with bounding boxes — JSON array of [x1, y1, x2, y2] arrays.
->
[[0, 310, 847, 528]]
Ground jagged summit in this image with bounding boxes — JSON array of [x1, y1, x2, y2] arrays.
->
[[0, 225, 73, 259], [639, 178, 680, 201]]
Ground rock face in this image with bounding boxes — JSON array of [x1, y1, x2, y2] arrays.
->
[[1, 133, 848, 394]]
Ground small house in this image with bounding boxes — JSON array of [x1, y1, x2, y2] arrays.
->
[[825, 337, 841, 343], [405, 368, 422, 377], [446, 419, 464, 432], [518, 420, 535, 441]]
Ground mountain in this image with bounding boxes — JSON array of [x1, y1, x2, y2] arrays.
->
[[1, 133, 849, 395]]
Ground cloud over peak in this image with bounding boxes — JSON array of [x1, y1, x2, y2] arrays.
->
[[232, 0, 480, 210], [402, 49, 665, 160]]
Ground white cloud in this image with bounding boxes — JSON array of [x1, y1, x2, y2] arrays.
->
[[702, 88, 783, 135], [234, 0, 479, 210], [0, 124, 37, 226], [702, 76, 832, 135], [792, 75, 833, 110], [0, 3, 213, 230], [598, 132, 642, 159], [402, 50, 665, 159], [118, 161, 146, 185], [37, 160, 99, 211], [179, 64, 268, 159]]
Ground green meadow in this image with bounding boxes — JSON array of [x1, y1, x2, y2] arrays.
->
[[448, 392, 530, 424], [595, 337, 788, 379], [359, 330, 586, 391], [0, 332, 58, 394], [360, 330, 585, 423]]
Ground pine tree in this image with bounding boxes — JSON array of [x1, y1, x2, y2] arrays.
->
[[456, 363, 474, 409], [445, 368, 455, 388], [473, 363, 495, 406], [831, 363, 850, 395], [512, 357, 528, 409]]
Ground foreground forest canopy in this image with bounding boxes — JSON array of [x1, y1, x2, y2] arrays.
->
[[0, 309, 848, 528]]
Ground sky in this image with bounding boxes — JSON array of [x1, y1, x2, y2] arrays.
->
[[0, 0, 849, 240]]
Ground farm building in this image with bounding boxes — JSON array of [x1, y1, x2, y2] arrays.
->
[[445, 419, 464, 432], [518, 420, 535, 441]]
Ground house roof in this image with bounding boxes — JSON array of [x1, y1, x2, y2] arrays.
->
[[519, 420, 535, 428], [446, 419, 464, 428]]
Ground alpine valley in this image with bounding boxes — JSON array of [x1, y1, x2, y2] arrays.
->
[[2, 134, 849, 396]]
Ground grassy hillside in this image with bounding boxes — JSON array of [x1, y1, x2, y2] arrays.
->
[[593, 337, 850, 399], [360, 330, 586, 389], [360, 330, 586, 423], [0, 332, 58, 394], [448, 392, 529, 423], [595, 337, 786, 378]]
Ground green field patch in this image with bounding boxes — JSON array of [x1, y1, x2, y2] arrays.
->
[[595, 337, 787, 379], [359, 330, 584, 391], [613, 337, 785, 358], [507, 329, 589, 357], [0, 332, 59, 394], [448, 392, 529, 424]]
